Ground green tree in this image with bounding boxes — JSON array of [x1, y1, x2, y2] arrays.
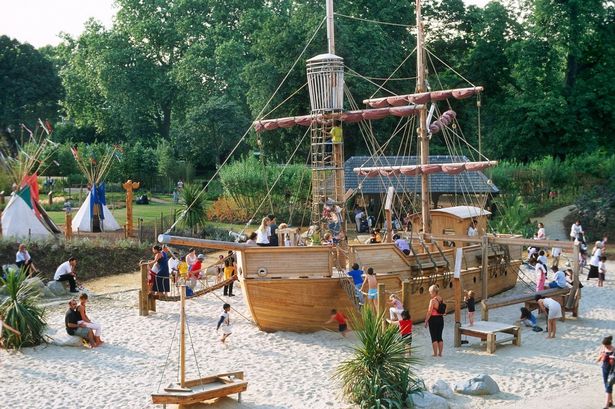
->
[[0, 36, 62, 141]]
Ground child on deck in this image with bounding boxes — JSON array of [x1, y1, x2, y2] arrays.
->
[[216, 303, 232, 343], [77, 293, 103, 345], [519, 307, 537, 328], [325, 309, 349, 337], [177, 256, 189, 281], [599, 256, 607, 287], [464, 290, 476, 326]]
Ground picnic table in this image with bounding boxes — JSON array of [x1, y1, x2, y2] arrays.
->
[[458, 320, 521, 354]]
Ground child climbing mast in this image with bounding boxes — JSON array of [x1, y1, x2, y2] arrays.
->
[[216, 303, 233, 344]]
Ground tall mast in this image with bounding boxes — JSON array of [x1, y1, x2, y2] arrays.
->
[[326, 0, 335, 54], [416, 0, 431, 235], [306, 0, 345, 244]]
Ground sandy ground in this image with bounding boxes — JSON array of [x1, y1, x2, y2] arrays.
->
[[1, 256, 613, 409]]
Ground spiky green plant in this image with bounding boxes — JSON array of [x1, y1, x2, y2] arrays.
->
[[180, 183, 208, 233], [335, 308, 423, 409], [0, 269, 46, 349]]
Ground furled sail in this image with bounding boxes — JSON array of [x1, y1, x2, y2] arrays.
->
[[353, 161, 497, 177], [253, 104, 424, 132], [362, 87, 483, 108]]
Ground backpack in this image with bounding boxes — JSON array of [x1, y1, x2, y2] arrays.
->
[[437, 299, 447, 315]]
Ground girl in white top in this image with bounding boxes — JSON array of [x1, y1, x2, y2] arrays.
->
[[536, 222, 546, 240], [570, 220, 583, 241], [256, 217, 270, 246], [536, 295, 562, 338], [598, 256, 607, 287], [588, 241, 603, 280], [388, 294, 404, 321]]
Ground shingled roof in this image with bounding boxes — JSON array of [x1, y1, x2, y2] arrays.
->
[[344, 155, 499, 195]]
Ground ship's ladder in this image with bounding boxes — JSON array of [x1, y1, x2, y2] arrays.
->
[[335, 268, 362, 310]]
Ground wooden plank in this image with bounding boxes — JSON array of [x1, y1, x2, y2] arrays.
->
[[152, 381, 248, 405], [483, 288, 570, 310], [428, 234, 575, 250]]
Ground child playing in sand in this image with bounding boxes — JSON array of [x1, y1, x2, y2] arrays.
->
[[388, 294, 404, 321], [77, 293, 103, 345], [216, 303, 233, 343], [464, 290, 476, 326], [325, 309, 349, 337], [599, 256, 607, 287], [391, 310, 413, 355], [519, 307, 537, 328]]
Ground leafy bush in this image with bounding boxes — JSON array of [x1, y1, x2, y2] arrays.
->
[[179, 183, 208, 232], [489, 195, 535, 237], [0, 269, 47, 349], [335, 308, 423, 408], [206, 196, 250, 223]]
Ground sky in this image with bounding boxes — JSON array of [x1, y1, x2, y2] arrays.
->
[[1, 0, 490, 48]]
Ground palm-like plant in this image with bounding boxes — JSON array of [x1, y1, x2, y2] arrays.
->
[[180, 183, 208, 233], [335, 308, 423, 408], [0, 269, 46, 349]]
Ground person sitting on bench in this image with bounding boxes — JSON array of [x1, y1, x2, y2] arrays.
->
[[548, 266, 569, 289]]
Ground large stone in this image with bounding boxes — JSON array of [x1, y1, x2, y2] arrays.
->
[[432, 379, 454, 399], [25, 277, 46, 294], [44, 327, 83, 347], [454, 374, 500, 396], [409, 391, 449, 409], [47, 280, 69, 297]]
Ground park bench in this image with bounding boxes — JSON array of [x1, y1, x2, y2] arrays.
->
[[480, 287, 571, 322], [458, 321, 521, 354]]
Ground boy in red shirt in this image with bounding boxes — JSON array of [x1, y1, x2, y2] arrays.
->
[[325, 309, 349, 337]]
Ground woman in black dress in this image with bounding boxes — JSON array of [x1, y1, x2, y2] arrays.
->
[[149, 245, 170, 295]]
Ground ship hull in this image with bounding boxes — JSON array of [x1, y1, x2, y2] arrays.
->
[[237, 243, 522, 333]]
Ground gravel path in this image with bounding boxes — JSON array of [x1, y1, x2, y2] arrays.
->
[[532, 204, 576, 241]]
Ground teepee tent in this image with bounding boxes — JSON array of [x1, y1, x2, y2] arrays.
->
[[0, 122, 61, 239], [70, 145, 122, 233]]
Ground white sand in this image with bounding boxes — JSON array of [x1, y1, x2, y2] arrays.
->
[[1, 262, 613, 409]]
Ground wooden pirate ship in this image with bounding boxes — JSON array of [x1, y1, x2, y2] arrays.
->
[[158, 0, 523, 332]]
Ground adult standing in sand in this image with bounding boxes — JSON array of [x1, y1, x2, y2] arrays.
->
[[597, 335, 614, 409], [425, 284, 445, 357], [360, 267, 378, 308], [535, 295, 562, 338], [588, 241, 604, 281], [149, 245, 170, 296]]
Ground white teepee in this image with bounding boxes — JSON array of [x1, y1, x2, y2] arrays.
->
[[71, 189, 121, 232], [1, 192, 53, 239]]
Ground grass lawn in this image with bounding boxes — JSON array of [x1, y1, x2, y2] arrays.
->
[[46, 199, 249, 233]]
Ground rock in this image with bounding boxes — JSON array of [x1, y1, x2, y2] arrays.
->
[[409, 391, 449, 409], [44, 327, 83, 347], [432, 380, 454, 399], [0, 285, 7, 296], [25, 277, 46, 294], [454, 374, 500, 396], [47, 280, 69, 297]]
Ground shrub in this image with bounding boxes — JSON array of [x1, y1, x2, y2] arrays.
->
[[179, 183, 208, 232], [335, 308, 423, 408], [0, 269, 47, 349]]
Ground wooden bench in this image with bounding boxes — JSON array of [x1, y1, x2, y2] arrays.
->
[[481, 287, 571, 322], [458, 321, 521, 354]]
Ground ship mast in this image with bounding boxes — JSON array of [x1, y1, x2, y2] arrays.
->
[[306, 0, 346, 243], [416, 0, 431, 235]]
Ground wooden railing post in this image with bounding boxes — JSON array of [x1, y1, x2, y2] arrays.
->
[[65, 212, 72, 240]]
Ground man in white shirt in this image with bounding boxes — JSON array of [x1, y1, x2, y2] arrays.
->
[[54, 257, 79, 293]]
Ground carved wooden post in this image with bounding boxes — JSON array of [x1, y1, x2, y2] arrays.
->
[[65, 212, 72, 240], [122, 180, 140, 237]]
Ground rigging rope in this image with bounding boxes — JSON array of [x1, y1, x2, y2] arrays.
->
[[334, 12, 414, 28], [165, 16, 327, 234]]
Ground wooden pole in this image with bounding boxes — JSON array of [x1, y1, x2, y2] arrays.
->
[[566, 242, 581, 311], [401, 280, 411, 312], [416, 0, 431, 235], [384, 186, 394, 242], [122, 180, 140, 237], [453, 277, 462, 347], [180, 285, 186, 388], [377, 283, 386, 320], [65, 212, 72, 240], [139, 263, 149, 316], [481, 234, 488, 301]]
